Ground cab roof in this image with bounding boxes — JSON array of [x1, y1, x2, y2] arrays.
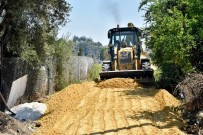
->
[[108, 27, 141, 38], [108, 27, 139, 33]]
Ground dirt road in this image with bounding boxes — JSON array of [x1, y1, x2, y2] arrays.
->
[[33, 78, 185, 135]]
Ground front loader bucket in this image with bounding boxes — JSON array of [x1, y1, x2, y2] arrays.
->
[[99, 70, 155, 85]]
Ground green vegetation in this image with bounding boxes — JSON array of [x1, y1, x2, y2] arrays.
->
[[72, 36, 102, 60], [0, 0, 74, 93], [153, 68, 162, 82], [0, 0, 72, 65], [139, 0, 203, 88], [100, 46, 109, 61], [53, 37, 73, 91], [87, 64, 102, 81]]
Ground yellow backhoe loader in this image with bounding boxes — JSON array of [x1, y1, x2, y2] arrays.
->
[[99, 23, 154, 84]]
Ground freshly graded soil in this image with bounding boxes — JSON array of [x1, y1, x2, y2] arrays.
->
[[33, 78, 186, 135]]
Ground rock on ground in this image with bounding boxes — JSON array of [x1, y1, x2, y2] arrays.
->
[[8, 102, 47, 121], [0, 111, 32, 135]]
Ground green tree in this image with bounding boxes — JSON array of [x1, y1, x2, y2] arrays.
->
[[72, 36, 102, 61], [188, 0, 203, 71], [139, 0, 203, 87], [54, 36, 73, 91], [0, 0, 72, 65], [100, 46, 108, 61]]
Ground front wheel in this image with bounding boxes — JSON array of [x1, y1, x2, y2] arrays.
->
[[102, 63, 111, 71], [141, 61, 151, 70]]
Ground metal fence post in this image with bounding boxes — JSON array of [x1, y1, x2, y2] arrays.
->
[[78, 56, 80, 81]]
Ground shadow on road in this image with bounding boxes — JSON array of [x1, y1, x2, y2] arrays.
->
[[87, 123, 156, 135], [123, 87, 160, 97], [129, 106, 184, 129]]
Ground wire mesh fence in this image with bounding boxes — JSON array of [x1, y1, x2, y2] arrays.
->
[[0, 56, 94, 109]]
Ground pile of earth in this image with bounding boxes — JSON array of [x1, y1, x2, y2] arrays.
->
[[96, 78, 141, 89], [0, 111, 32, 135], [174, 72, 203, 134], [33, 82, 94, 134]]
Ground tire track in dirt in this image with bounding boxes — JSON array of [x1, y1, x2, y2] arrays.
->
[[129, 96, 143, 133], [130, 91, 163, 134], [125, 88, 184, 135], [88, 87, 108, 135], [73, 88, 102, 135], [65, 109, 89, 135], [87, 89, 104, 134], [114, 89, 132, 135], [109, 89, 118, 135], [101, 88, 118, 135], [95, 88, 107, 133], [138, 98, 161, 135], [76, 109, 94, 135], [122, 90, 146, 134], [76, 88, 104, 135], [109, 88, 118, 133]]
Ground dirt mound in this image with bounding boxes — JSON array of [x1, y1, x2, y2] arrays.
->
[[0, 111, 32, 135], [97, 78, 140, 89], [154, 89, 181, 107], [33, 82, 94, 135]]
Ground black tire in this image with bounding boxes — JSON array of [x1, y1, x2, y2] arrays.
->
[[141, 61, 151, 70], [102, 63, 111, 71]]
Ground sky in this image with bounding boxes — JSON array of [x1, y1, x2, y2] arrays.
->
[[58, 0, 145, 45]]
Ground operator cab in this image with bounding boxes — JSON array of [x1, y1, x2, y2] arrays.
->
[[108, 27, 139, 46], [109, 30, 138, 47], [108, 27, 141, 61]]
